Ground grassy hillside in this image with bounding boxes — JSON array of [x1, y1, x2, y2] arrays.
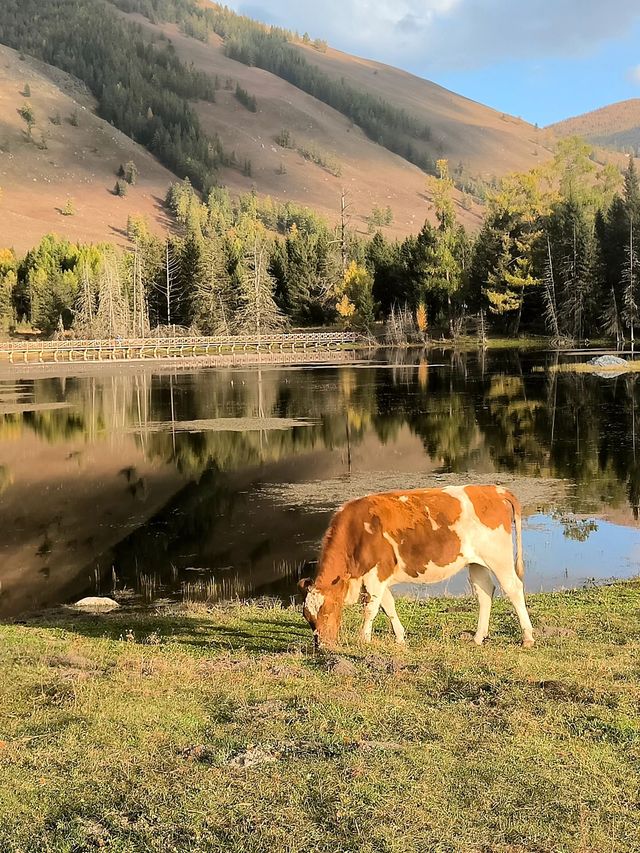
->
[[0, 0, 559, 244], [111, 0, 555, 235], [0, 581, 638, 851], [548, 99, 640, 157], [0, 45, 176, 253]]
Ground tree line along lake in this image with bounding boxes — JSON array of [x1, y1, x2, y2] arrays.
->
[[1, 346, 639, 618]]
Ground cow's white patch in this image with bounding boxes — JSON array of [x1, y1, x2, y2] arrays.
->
[[423, 507, 438, 531], [344, 577, 363, 605], [383, 531, 407, 573], [304, 587, 325, 618], [398, 495, 409, 503], [363, 521, 373, 534]]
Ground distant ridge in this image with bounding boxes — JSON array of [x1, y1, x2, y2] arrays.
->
[[548, 99, 640, 156]]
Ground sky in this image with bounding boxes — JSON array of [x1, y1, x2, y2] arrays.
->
[[229, 0, 640, 126]]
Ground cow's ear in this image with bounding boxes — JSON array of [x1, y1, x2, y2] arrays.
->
[[298, 577, 313, 592]]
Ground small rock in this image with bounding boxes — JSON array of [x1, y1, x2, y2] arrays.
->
[[71, 596, 120, 612], [325, 655, 357, 676], [229, 745, 279, 768], [588, 355, 628, 367]]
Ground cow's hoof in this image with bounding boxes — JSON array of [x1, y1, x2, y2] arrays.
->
[[521, 637, 535, 649]]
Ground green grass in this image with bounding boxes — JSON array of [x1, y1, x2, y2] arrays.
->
[[1, 582, 639, 852]]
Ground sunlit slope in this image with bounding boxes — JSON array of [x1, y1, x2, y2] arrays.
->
[[293, 40, 552, 179], [122, 14, 500, 235], [549, 99, 640, 155], [0, 45, 176, 253]]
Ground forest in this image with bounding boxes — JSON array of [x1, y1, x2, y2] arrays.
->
[[0, 137, 639, 346], [0, 0, 225, 190], [107, 0, 437, 174]]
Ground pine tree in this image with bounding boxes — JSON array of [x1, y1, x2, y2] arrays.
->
[[124, 161, 138, 185], [18, 103, 35, 139], [623, 156, 640, 222]]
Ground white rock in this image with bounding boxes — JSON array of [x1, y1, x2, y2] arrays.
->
[[72, 596, 120, 612]]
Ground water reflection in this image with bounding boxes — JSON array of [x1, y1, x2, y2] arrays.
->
[[1, 349, 640, 615]]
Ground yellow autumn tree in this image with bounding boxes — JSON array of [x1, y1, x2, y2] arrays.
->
[[416, 301, 428, 340], [337, 261, 375, 331]]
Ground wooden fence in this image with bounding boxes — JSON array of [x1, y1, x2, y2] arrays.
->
[[0, 332, 359, 365]]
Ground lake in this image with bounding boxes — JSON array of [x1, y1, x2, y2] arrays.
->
[[1, 347, 639, 617]]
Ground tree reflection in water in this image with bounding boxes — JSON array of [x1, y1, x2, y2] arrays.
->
[[2, 349, 640, 612]]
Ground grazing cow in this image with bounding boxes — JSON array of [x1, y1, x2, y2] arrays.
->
[[300, 485, 534, 648]]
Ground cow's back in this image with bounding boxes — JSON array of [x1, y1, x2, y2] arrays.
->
[[324, 485, 516, 585]]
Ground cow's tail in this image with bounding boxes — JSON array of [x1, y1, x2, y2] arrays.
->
[[504, 490, 524, 579]]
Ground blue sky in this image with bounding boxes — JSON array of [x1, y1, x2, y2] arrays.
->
[[231, 1, 640, 126]]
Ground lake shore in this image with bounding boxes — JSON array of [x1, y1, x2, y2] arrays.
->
[[1, 581, 638, 852]]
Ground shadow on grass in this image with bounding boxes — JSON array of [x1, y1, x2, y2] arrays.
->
[[5, 608, 312, 655]]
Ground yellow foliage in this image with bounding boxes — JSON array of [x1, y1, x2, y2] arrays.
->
[[342, 260, 370, 290], [336, 293, 355, 318], [0, 248, 16, 273], [486, 288, 522, 314], [416, 302, 428, 333]]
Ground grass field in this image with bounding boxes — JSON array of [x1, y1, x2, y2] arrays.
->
[[0, 582, 639, 852]]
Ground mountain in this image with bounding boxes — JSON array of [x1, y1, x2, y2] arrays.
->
[[0, 0, 555, 247], [0, 45, 178, 253], [113, 3, 554, 236], [548, 100, 640, 157]]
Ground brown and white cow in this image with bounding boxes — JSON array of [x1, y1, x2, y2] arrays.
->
[[300, 485, 534, 648]]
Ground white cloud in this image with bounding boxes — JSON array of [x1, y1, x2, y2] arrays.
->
[[232, 0, 640, 72], [628, 64, 640, 85]]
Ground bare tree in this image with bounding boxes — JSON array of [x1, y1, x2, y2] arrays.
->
[[130, 247, 150, 338], [602, 285, 624, 349], [72, 259, 96, 337], [339, 189, 352, 274], [235, 239, 284, 336], [386, 304, 416, 346], [191, 237, 233, 334], [622, 218, 639, 353], [95, 252, 130, 338], [542, 234, 560, 342], [164, 239, 180, 328]]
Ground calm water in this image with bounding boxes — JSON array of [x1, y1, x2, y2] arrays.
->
[[1, 348, 640, 616]]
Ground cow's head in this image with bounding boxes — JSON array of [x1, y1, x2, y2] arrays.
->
[[299, 577, 343, 648]]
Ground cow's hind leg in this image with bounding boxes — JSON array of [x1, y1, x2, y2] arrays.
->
[[490, 559, 534, 648], [468, 563, 495, 645], [381, 589, 405, 644]]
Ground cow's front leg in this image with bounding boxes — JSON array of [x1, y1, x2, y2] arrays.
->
[[381, 589, 405, 644], [360, 595, 382, 642]]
